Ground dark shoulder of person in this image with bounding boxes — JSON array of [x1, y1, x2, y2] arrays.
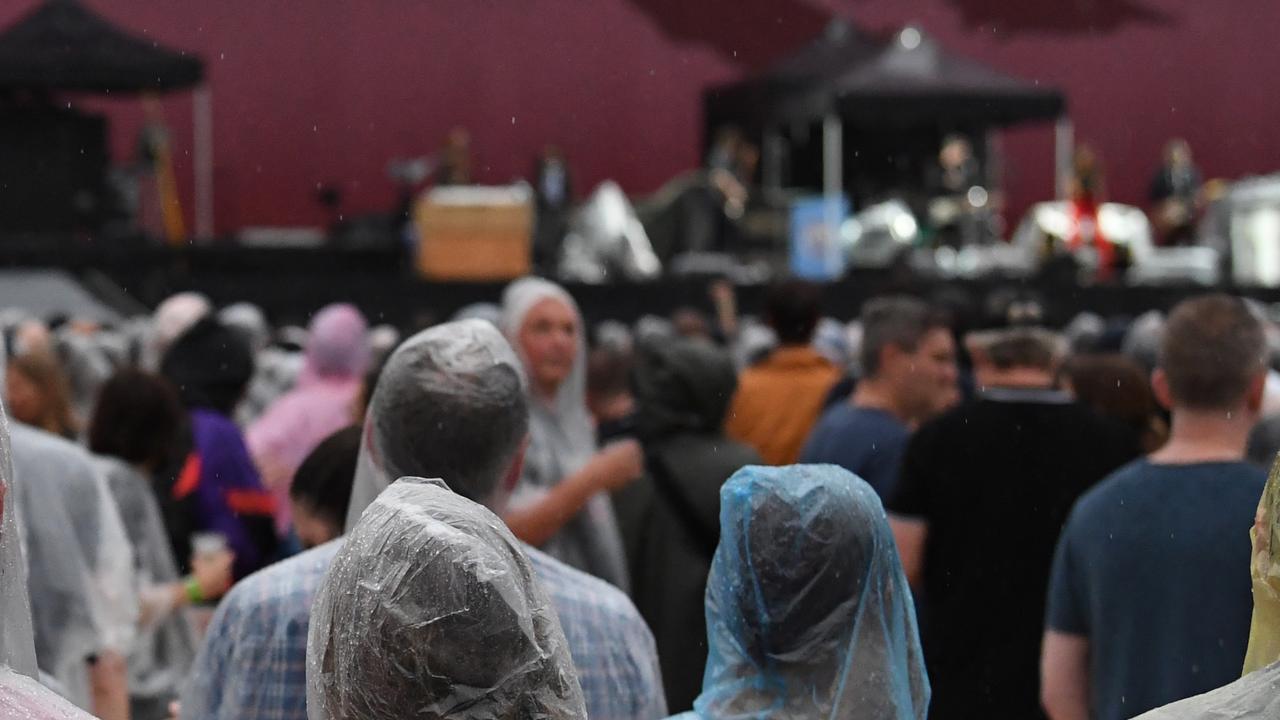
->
[[898, 396, 1140, 481], [1058, 400, 1145, 469], [884, 401, 970, 518]]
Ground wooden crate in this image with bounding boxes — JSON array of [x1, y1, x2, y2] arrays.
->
[[414, 186, 533, 280]]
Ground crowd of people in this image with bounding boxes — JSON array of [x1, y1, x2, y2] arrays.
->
[[2, 274, 1280, 719]]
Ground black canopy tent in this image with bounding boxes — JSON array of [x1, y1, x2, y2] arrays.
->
[[703, 23, 1071, 206], [0, 0, 202, 92], [702, 21, 883, 135], [0, 0, 211, 237]]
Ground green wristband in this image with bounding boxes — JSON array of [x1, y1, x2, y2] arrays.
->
[[185, 576, 205, 604]]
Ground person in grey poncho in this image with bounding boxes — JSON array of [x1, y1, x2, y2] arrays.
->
[[88, 369, 236, 720], [10, 420, 137, 716], [499, 277, 640, 590], [307, 478, 587, 720], [0, 403, 96, 718]]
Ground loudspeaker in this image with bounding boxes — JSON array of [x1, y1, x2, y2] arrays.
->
[[0, 103, 107, 234]]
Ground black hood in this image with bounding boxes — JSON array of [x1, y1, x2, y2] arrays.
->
[[160, 317, 253, 416], [633, 337, 738, 441]]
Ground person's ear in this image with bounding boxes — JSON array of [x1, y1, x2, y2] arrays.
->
[[490, 436, 529, 517], [501, 436, 530, 497], [965, 338, 990, 372], [1151, 368, 1174, 411], [881, 343, 907, 374], [1246, 371, 1268, 414]]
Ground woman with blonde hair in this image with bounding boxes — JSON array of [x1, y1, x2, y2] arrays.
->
[[5, 349, 78, 439]]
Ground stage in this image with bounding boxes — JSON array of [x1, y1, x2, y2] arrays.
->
[[4, 240, 1279, 331]]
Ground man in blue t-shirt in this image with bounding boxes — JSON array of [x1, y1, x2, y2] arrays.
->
[[1043, 295, 1270, 720], [801, 296, 956, 497]]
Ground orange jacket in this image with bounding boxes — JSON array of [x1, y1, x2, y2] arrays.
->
[[724, 346, 842, 466]]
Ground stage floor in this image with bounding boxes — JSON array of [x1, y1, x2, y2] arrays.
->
[[3, 242, 1277, 329]]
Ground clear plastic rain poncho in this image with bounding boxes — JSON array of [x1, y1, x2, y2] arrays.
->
[[500, 277, 629, 590], [308, 478, 586, 719], [93, 456, 196, 707], [343, 319, 529, 530], [686, 464, 930, 720], [1247, 454, 1280, 673], [9, 422, 137, 710], [0, 406, 96, 718]]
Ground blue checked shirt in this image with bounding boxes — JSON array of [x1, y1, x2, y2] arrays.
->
[[181, 539, 667, 720]]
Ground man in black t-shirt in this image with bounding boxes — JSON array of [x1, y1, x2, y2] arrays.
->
[[887, 327, 1139, 720]]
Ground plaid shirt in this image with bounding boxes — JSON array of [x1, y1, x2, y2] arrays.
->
[[181, 540, 340, 720], [524, 545, 668, 720], [181, 540, 666, 720]]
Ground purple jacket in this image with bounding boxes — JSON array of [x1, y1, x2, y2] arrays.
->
[[176, 409, 277, 578]]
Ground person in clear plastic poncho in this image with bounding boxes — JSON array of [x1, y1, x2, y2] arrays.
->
[[339, 318, 666, 720], [0, 405, 96, 718], [1134, 457, 1280, 720], [676, 464, 930, 720], [342, 319, 531, 531], [308, 478, 587, 720], [498, 277, 633, 590], [10, 419, 137, 713]]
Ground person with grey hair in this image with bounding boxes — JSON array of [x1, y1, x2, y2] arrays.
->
[[1122, 309, 1165, 374], [221, 303, 307, 428], [801, 296, 957, 498], [1043, 295, 1269, 720], [886, 324, 1138, 720], [182, 319, 665, 720]]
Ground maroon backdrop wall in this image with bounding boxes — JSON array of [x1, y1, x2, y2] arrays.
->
[[3, 0, 1277, 236]]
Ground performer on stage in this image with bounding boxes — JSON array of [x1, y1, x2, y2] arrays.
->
[[1065, 144, 1117, 278], [437, 127, 473, 186], [533, 145, 573, 271], [1148, 139, 1202, 246], [925, 135, 993, 247], [927, 135, 982, 198]]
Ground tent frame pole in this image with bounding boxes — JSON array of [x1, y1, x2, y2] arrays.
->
[[762, 126, 784, 194], [822, 113, 844, 270], [1054, 116, 1073, 200], [822, 113, 843, 202], [193, 84, 214, 240]]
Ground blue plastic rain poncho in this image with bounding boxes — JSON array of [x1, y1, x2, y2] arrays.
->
[[683, 464, 929, 720]]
